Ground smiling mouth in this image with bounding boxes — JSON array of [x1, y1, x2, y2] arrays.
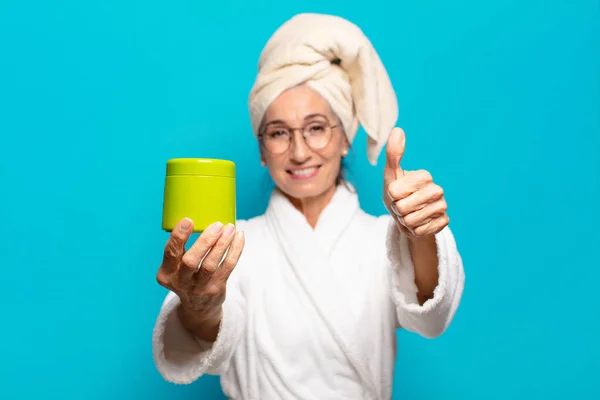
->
[[287, 166, 320, 180]]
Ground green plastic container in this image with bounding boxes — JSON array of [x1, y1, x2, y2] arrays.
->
[[161, 158, 236, 233]]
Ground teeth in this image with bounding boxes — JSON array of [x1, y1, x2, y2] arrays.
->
[[291, 167, 317, 176]]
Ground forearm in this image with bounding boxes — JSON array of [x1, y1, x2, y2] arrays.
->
[[407, 234, 439, 305], [153, 290, 246, 382], [386, 219, 465, 338], [177, 304, 222, 342]]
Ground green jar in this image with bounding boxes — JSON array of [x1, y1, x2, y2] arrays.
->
[[161, 158, 236, 233]]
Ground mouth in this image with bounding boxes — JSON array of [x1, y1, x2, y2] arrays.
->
[[287, 166, 321, 180]]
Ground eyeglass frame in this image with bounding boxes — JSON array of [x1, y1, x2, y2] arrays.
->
[[257, 117, 340, 155]]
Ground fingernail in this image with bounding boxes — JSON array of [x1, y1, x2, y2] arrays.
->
[[180, 218, 192, 231], [223, 223, 235, 236], [210, 222, 223, 233]]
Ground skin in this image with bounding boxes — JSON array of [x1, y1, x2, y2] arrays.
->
[[155, 85, 450, 342], [156, 219, 245, 342], [259, 85, 349, 227], [261, 86, 448, 303], [383, 127, 449, 303]]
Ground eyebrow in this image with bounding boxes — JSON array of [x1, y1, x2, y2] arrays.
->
[[263, 113, 328, 127]]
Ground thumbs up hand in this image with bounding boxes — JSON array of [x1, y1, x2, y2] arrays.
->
[[383, 128, 449, 238]]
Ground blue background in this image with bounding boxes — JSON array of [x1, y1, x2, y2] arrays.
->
[[1, 0, 598, 398]]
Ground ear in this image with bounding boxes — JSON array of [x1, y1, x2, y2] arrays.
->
[[259, 150, 266, 166], [341, 137, 349, 157]]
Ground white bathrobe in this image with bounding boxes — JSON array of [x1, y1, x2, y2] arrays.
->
[[152, 184, 465, 399]]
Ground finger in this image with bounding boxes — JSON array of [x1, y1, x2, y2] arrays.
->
[[385, 127, 406, 171], [384, 128, 406, 182], [412, 215, 450, 236], [161, 218, 193, 273], [388, 170, 433, 201], [393, 184, 445, 217], [196, 223, 237, 282], [387, 202, 412, 233], [179, 221, 225, 283], [402, 198, 448, 228], [214, 231, 245, 282], [392, 216, 415, 237]]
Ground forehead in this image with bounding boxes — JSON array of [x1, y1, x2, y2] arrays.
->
[[264, 85, 334, 124]]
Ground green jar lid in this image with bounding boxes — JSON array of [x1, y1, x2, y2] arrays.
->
[[166, 158, 235, 177]]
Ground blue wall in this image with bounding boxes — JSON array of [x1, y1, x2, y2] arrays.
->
[[1, 0, 598, 398]]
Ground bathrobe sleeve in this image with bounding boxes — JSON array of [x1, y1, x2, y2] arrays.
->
[[384, 216, 465, 338], [151, 246, 247, 384]]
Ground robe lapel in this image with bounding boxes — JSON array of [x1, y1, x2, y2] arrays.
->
[[264, 184, 378, 398]]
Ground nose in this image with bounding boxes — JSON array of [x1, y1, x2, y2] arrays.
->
[[289, 130, 311, 164]]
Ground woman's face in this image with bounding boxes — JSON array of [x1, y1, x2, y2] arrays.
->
[[260, 85, 348, 201]]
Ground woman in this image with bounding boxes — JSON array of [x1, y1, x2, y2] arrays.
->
[[153, 13, 465, 400]]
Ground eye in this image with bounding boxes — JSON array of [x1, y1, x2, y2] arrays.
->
[[267, 129, 288, 138], [307, 123, 326, 133]]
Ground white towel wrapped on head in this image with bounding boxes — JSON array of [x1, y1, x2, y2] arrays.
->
[[248, 13, 399, 166]]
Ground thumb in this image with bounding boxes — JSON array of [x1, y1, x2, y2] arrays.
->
[[385, 127, 406, 178]]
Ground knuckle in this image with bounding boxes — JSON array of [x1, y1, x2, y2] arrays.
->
[[235, 235, 246, 253], [201, 252, 222, 273], [212, 238, 230, 253], [413, 225, 427, 236], [224, 249, 243, 270], [169, 231, 187, 249], [197, 236, 213, 248], [201, 259, 219, 273], [194, 266, 212, 281], [156, 269, 172, 288], [435, 201, 447, 215], [393, 201, 405, 216], [229, 233, 245, 257], [221, 257, 238, 275], [387, 182, 399, 199], [204, 283, 224, 298], [180, 253, 198, 272], [199, 230, 221, 246], [163, 240, 180, 262], [419, 169, 432, 182], [402, 213, 415, 227], [432, 216, 449, 233], [171, 229, 186, 243], [441, 204, 448, 215], [219, 255, 233, 269]]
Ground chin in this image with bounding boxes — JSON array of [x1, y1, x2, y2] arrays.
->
[[284, 185, 329, 200]]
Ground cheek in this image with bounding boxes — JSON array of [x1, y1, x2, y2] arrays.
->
[[322, 141, 345, 167], [264, 154, 288, 175], [319, 150, 343, 179]]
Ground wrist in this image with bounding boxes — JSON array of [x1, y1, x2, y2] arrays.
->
[[406, 233, 436, 246], [178, 303, 222, 330]]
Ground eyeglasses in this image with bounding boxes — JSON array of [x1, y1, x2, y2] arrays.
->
[[258, 119, 338, 155]]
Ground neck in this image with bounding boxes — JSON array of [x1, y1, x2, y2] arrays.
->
[[284, 184, 338, 228]]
